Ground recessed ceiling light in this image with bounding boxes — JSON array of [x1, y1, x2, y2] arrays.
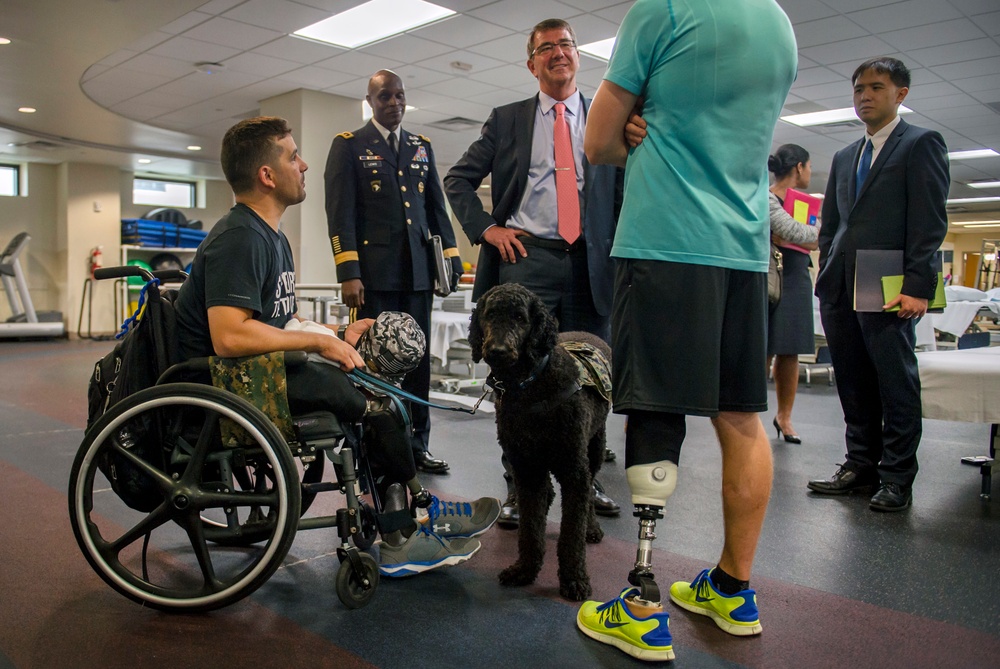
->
[[0, 38, 11, 45], [947, 196, 1000, 205], [968, 180, 1000, 189], [18, 107, 36, 113], [186, 146, 201, 151], [780, 106, 913, 127], [137, 158, 152, 164], [948, 149, 999, 161], [578, 38, 615, 61], [294, 0, 455, 49]]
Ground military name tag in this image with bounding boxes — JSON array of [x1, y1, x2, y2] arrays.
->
[[371, 180, 381, 192], [363, 160, 382, 168]]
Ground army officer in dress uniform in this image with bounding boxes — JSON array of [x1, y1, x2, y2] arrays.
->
[[325, 69, 464, 474]]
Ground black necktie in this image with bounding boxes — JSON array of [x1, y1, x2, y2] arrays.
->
[[388, 132, 398, 159]]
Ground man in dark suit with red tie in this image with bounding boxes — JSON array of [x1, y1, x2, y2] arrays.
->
[[445, 18, 622, 524], [808, 57, 950, 511]]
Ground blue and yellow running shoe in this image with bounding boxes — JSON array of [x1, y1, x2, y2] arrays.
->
[[577, 588, 674, 662], [669, 568, 762, 636]]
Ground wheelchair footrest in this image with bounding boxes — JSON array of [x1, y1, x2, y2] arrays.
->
[[302, 481, 341, 494], [375, 508, 414, 534]]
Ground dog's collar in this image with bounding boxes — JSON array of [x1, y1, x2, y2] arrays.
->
[[487, 354, 550, 395], [486, 353, 582, 413]]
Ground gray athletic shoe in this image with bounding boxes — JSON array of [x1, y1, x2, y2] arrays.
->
[[378, 526, 481, 578], [425, 496, 501, 538]]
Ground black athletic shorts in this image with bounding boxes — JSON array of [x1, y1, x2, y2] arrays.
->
[[611, 258, 768, 417]]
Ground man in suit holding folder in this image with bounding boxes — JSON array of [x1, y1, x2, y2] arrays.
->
[[809, 57, 949, 511]]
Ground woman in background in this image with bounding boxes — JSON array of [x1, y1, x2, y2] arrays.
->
[[768, 144, 819, 443]]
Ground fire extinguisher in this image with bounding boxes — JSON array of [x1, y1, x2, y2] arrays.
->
[[89, 246, 103, 278]]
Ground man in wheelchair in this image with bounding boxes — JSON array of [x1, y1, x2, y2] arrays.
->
[[174, 116, 500, 577]]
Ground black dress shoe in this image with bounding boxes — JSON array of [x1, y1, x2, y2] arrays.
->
[[807, 465, 879, 495], [593, 479, 620, 516], [604, 447, 617, 462], [413, 450, 449, 474], [497, 494, 519, 528], [870, 483, 912, 512]]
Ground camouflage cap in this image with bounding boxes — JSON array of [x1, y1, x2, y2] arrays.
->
[[355, 311, 426, 381]]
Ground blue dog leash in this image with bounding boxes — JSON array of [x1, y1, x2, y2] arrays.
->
[[347, 368, 490, 415]]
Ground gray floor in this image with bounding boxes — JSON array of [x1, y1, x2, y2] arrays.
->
[[1, 338, 998, 669]]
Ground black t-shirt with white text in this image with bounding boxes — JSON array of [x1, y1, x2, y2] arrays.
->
[[175, 203, 297, 360]]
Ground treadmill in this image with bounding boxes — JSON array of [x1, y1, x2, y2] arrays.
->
[[0, 232, 65, 338]]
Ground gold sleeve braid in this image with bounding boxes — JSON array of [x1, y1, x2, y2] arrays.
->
[[443, 247, 461, 259]]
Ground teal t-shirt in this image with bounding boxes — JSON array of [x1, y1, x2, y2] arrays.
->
[[604, 0, 797, 272]]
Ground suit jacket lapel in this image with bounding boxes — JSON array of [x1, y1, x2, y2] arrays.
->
[[514, 96, 537, 202], [581, 94, 593, 223], [855, 118, 908, 204]]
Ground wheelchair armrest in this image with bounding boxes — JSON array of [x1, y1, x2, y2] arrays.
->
[[158, 357, 210, 384], [284, 350, 308, 367]]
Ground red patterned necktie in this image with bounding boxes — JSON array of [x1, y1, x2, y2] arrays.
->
[[553, 102, 580, 244]]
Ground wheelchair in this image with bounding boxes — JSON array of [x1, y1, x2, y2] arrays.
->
[[68, 265, 418, 612]]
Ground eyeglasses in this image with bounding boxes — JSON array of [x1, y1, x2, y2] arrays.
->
[[530, 39, 577, 58]]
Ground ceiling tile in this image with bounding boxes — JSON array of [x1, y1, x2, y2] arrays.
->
[[253, 36, 344, 64], [469, 0, 585, 31], [949, 0, 1000, 15], [152, 70, 265, 100], [468, 87, 524, 108], [793, 15, 869, 48], [124, 31, 174, 53], [359, 35, 454, 63], [81, 65, 111, 83], [594, 2, 635, 24], [432, 0, 499, 11], [117, 53, 197, 79], [277, 66, 358, 88], [184, 16, 285, 50], [82, 70, 177, 107], [222, 0, 330, 34], [197, 0, 248, 15], [416, 49, 505, 76], [315, 50, 403, 76], [320, 78, 369, 99], [159, 11, 214, 35], [422, 76, 497, 99], [974, 11, 1000, 36], [466, 33, 533, 63], [563, 12, 623, 45], [932, 56, 1000, 81], [881, 18, 986, 51], [147, 36, 242, 63], [393, 64, 455, 88], [97, 49, 140, 67], [908, 38, 1000, 68], [775, 0, 838, 24], [224, 52, 303, 77], [799, 35, 896, 66], [469, 63, 530, 88], [846, 0, 962, 32], [905, 80, 964, 101], [412, 14, 512, 48]]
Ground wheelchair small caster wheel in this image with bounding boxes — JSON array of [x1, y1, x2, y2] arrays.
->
[[336, 550, 379, 609]]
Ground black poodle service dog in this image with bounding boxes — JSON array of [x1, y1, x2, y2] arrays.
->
[[468, 283, 611, 601]]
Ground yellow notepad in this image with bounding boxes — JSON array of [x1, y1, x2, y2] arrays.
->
[[880, 273, 947, 312]]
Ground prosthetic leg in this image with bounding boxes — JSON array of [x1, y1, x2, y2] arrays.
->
[[625, 461, 678, 605]]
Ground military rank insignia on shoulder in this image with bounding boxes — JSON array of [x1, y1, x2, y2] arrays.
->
[[337, 131, 354, 139], [418, 134, 431, 144]]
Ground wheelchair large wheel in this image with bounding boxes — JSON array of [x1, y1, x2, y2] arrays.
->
[[68, 383, 301, 612]]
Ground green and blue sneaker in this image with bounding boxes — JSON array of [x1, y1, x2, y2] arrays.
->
[[577, 588, 675, 662], [669, 568, 762, 636]]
